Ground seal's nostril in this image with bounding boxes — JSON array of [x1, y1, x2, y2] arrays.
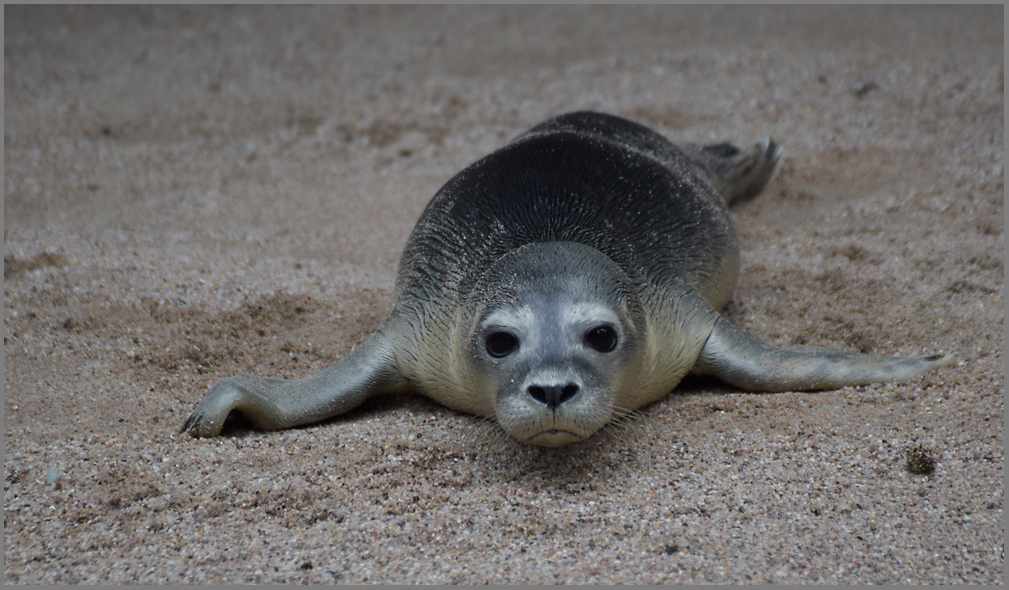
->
[[527, 383, 580, 409], [560, 384, 579, 403], [528, 385, 548, 405]]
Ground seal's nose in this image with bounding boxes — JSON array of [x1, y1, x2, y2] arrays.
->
[[527, 383, 580, 409]]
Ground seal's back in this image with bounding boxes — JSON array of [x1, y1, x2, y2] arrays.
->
[[396, 111, 741, 313]]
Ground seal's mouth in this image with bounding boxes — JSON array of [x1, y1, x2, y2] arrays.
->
[[526, 429, 584, 447]]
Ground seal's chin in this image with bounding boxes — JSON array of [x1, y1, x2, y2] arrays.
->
[[525, 429, 585, 447]]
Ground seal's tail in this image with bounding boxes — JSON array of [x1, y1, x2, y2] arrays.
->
[[683, 138, 782, 206]]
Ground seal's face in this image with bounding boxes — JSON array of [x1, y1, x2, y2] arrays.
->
[[463, 243, 645, 447]]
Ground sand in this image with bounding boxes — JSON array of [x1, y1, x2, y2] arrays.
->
[[4, 5, 1003, 584]]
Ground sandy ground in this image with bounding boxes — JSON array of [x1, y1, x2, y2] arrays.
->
[[4, 6, 1003, 584]]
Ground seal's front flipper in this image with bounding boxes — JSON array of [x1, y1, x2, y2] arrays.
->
[[683, 138, 782, 205], [181, 331, 407, 437], [693, 316, 952, 392]]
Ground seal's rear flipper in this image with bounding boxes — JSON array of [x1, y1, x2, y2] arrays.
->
[[181, 330, 407, 437], [692, 316, 953, 392], [683, 138, 782, 206]]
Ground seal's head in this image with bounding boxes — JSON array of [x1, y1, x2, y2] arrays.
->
[[463, 242, 646, 447]]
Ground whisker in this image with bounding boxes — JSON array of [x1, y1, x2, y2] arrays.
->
[[598, 403, 660, 470], [460, 414, 512, 456]]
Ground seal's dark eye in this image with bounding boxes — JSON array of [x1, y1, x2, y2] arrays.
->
[[485, 331, 519, 358], [584, 325, 618, 353]]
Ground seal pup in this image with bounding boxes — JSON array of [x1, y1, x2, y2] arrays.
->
[[182, 111, 951, 446]]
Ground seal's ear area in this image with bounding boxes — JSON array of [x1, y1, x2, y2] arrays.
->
[[181, 330, 407, 437], [682, 138, 782, 206], [692, 316, 953, 392]]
